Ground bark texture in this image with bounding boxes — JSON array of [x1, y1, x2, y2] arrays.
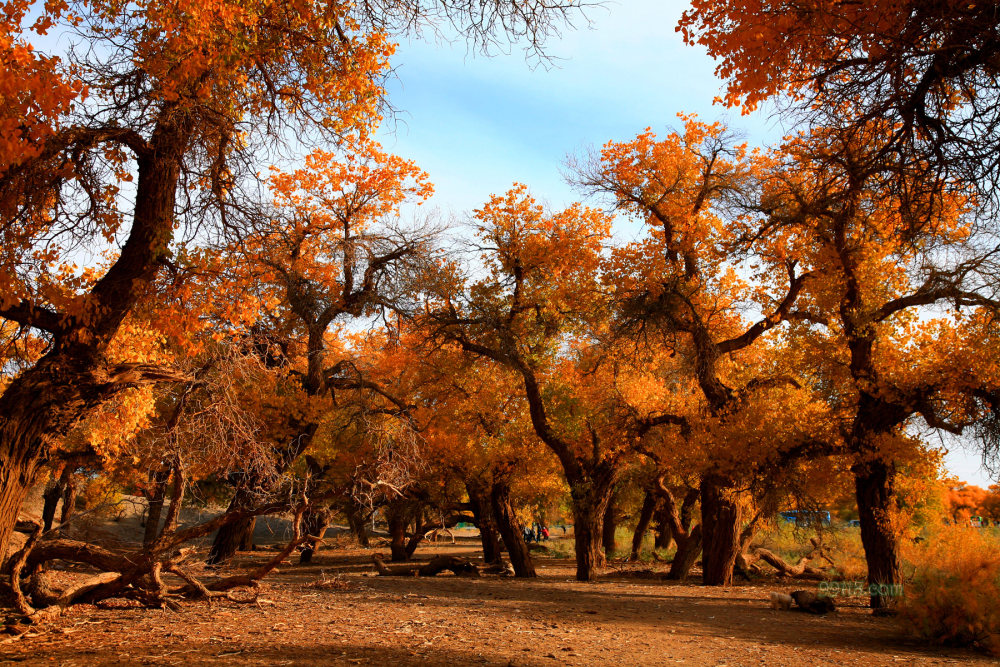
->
[[490, 477, 535, 578]]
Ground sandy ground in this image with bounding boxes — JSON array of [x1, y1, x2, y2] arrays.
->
[[1, 534, 992, 667]]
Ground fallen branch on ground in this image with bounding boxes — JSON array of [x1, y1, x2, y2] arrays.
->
[[739, 537, 834, 580], [372, 554, 479, 577]]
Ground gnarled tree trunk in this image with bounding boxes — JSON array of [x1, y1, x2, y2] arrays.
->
[[699, 475, 742, 586], [344, 500, 370, 547], [58, 472, 77, 529], [207, 488, 257, 565], [143, 469, 171, 547], [654, 504, 674, 550], [41, 464, 71, 533], [659, 483, 702, 580], [0, 121, 188, 563], [854, 458, 901, 610]]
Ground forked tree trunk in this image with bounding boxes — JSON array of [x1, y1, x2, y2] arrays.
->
[[490, 478, 535, 577], [654, 505, 674, 550], [854, 458, 902, 610], [467, 478, 502, 564], [668, 525, 703, 579], [299, 507, 331, 564], [41, 464, 71, 533], [405, 523, 425, 558], [700, 475, 742, 586], [602, 491, 619, 561], [630, 489, 657, 561], [41, 483, 61, 534], [660, 484, 702, 581], [208, 517, 256, 565]]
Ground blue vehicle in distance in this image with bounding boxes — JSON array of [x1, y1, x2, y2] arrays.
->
[[778, 510, 832, 526]]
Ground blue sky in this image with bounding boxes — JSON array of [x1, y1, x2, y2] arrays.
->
[[376, 0, 997, 489], [377, 1, 782, 216]]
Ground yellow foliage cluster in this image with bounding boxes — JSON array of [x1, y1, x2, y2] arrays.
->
[[900, 525, 1000, 656]]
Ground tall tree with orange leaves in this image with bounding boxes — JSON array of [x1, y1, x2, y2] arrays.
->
[[425, 185, 690, 581], [751, 122, 1000, 608], [572, 118, 828, 585], [199, 140, 433, 564], [0, 0, 390, 560], [0, 0, 584, 561]]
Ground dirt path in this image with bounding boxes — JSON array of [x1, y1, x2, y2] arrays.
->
[[1, 541, 990, 666]]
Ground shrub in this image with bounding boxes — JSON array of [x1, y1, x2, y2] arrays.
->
[[899, 525, 1000, 656], [77, 475, 125, 518]]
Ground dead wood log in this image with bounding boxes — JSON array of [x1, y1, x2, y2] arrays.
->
[[372, 554, 480, 577], [28, 572, 122, 623], [742, 537, 833, 580]]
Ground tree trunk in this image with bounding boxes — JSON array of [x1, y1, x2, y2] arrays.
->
[[566, 474, 618, 582], [602, 491, 619, 561], [0, 460, 37, 565], [143, 469, 170, 547], [700, 475, 742, 586], [405, 522, 425, 559], [58, 472, 77, 527], [572, 503, 604, 581], [207, 488, 257, 566], [344, 502, 370, 547], [630, 489, 657, 560], [467, 478, 502, 564], [667, 524, 703, 579], [658, 484, 702, 581], [299, 508, 331, 564], [490, 478, 535, 577], [41, 465, 70, 533], [854, 458, 902, 610], [41, 483, 61, 534], [0, 121, 189, 562], [386, 504, 410, 562], [654, 504, 674, 550]]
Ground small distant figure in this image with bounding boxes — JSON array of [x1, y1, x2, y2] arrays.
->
[[541, 525, 550, 541], [561, 524, 567, 535], [522, 526, 534, 544]]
